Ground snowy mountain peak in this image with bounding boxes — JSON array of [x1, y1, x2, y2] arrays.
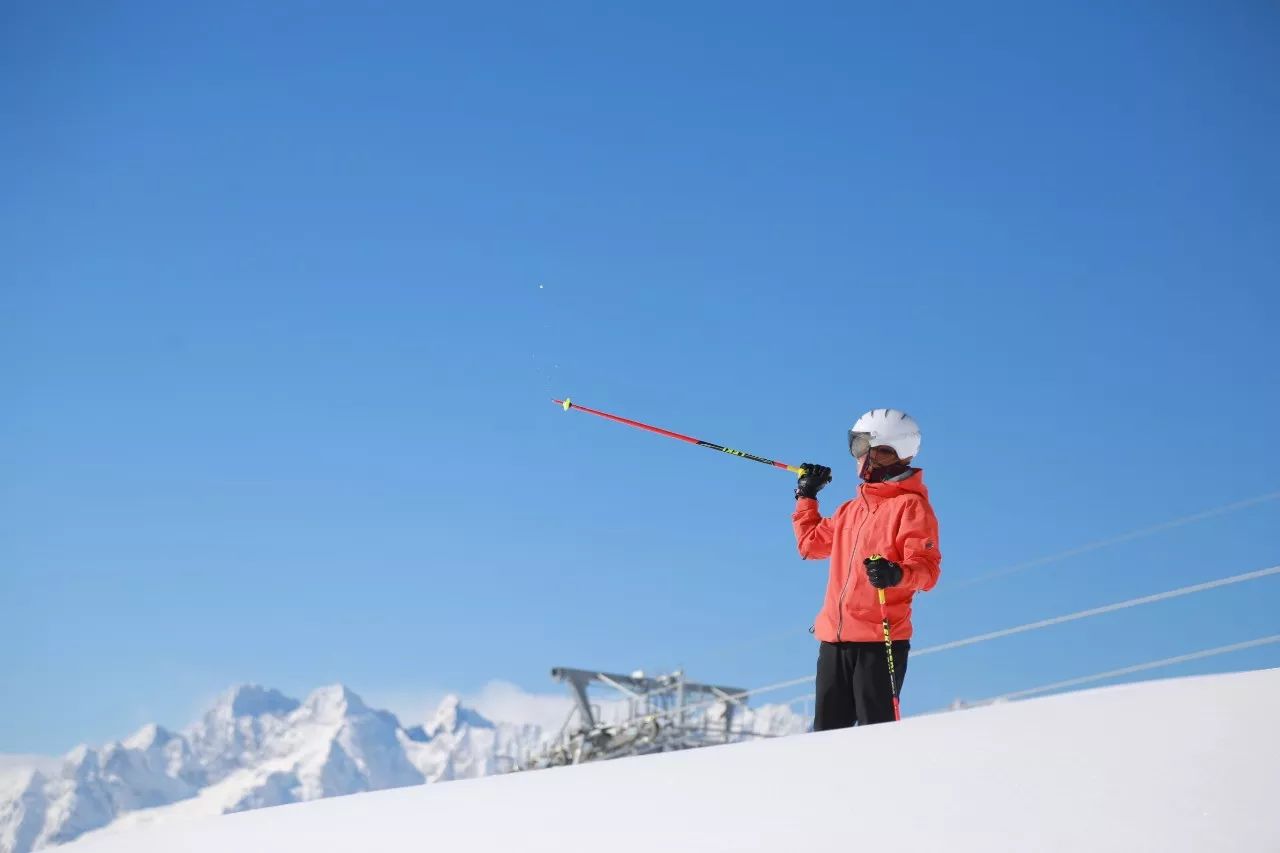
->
[[62, 745, 92, 767], [425, 695, 494, 738], [184, 687, 301, 785], [122, 723, 174, 752], [212, 685, 300, 720], [60, 745, 98, 781], [299, 685, 369, 721]]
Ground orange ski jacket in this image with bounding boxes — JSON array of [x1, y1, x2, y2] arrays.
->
[[792, 469, 941, 643]]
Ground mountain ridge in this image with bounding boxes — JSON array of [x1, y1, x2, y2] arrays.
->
[[0, 683, 804, 853]]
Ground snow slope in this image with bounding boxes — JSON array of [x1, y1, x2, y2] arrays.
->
[[60, 668, 1280, 853]]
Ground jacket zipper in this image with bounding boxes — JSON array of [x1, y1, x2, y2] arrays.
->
[[835, 495, 871, 642]]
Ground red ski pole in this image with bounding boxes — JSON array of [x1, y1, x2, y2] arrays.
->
[[552, 397, 807, 476]]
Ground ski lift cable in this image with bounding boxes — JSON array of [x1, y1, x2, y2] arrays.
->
[[913, 563, 1280, 656], [954, 633, 1280, 705], [641, 563, 1280, 726], [763, 633, 1280, 718], [951, 490, 1280, 589]]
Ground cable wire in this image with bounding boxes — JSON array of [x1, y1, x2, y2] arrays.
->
[[637, 563, 1280, 725], [952, 490, 1280, 589], [769, 634, 1280, 718], [963, 634, 1280, 704], [913, 564, 1280, 657]]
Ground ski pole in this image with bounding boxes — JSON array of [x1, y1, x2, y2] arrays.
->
[[867, 554, 902, 721], [878, 588, 902, 721], [552, 398, 806, 476]]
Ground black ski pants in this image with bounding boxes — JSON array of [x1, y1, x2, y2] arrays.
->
[[813, 640, 910, 731]]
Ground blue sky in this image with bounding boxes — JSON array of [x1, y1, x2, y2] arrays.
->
[[3, 1, 1278, 753]]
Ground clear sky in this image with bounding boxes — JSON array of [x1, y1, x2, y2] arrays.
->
[[3, 1, 1278, 754]]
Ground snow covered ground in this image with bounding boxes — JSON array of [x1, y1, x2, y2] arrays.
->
[[57, 668, 1280, 853]]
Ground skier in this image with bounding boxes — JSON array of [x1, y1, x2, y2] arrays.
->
[[792, 408, 941, 729]]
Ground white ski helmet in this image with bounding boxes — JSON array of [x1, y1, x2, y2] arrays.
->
[[849, 408, 921, 460]]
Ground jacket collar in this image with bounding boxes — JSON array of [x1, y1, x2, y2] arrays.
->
[[859, 468, 928, 503]]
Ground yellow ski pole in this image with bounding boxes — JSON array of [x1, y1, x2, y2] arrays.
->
[[878, 588, 902, 721], [868, 554, 903, 721]]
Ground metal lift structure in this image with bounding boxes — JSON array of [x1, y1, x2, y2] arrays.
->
[[520, 666, 752, 769]]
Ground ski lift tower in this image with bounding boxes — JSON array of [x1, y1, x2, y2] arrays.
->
[[522, 666, 749, 769]]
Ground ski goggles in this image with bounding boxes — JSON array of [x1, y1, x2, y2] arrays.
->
[[848, 431, 899, 459], [848, 430, 873, 459]]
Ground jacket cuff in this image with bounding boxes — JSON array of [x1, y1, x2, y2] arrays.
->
[[899, 563, 917, 590]]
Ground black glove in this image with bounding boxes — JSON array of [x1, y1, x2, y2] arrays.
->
[[864, 556, 904, 589], [794, 463, 832, 500]]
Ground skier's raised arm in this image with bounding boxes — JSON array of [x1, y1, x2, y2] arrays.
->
[[792, 463, 835, 559]]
